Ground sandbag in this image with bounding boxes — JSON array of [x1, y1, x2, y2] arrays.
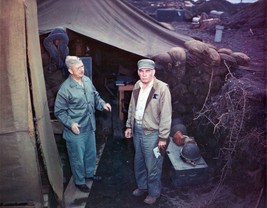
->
[[153, 52, 172, 70], [231, 52, 250, 66], [184, 39, 210, 54], [218, 48, 233, 55], [219, 53, 237, 64], [207, 47, 221, 66], [168, 47, 186, 66]]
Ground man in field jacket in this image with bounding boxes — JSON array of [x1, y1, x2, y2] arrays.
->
[[125, 59, 172, 205]]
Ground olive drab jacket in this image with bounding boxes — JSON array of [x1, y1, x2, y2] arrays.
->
[[54, 76, 105, 135], [125, 78, 172, 140]]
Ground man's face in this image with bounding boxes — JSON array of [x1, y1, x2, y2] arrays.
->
[[54, 39, 60, 46], [69, 62, 84, 79], [138, 68, 155, 84]]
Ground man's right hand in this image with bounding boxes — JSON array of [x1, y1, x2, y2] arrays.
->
[[71, 123, 81, 135], [124, 128, 132, 138]]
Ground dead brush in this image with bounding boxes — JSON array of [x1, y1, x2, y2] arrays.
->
[[193, 61, 266, 205]]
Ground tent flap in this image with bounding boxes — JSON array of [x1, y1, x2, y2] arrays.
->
[[26, 0, 64, 204], [38, 0, 192, 57], [0, 0, 63, 205], [0, 0, 43, 205]]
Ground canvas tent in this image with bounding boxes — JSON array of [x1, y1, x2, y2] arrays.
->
[[0, 0, 193, 206], [0, 0, 63, 206], [38, 0, 192, 58]]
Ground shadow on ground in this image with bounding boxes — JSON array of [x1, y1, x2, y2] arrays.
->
[[86, 136, 175, 208]]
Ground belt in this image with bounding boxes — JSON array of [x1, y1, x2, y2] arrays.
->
[[135, 119, 143, 125]]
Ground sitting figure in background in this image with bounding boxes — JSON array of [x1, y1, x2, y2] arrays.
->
[[43, 27, 69, 77]]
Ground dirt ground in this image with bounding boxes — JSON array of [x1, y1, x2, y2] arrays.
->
[[89, 122, 265, 208], [171, 21, 266, 72]]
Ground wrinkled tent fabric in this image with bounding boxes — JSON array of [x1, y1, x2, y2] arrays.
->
[[38, 0, 192, 58], [0, 0, 63, 206]]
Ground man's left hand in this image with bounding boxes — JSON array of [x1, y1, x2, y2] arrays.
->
[[158, 140, 167, 152], [103, 103, 112, 112]]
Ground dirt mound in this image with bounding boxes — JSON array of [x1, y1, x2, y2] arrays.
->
[[193, 0, 238, 14], [225, 0, 266, 29]]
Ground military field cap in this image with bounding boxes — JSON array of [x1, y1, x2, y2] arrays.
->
[[137, 59, 155, 70], [65, 56, 82, 68]]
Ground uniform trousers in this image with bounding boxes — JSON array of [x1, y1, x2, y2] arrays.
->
[[64, 130, 96, 185], [133, 122, 163, 197]]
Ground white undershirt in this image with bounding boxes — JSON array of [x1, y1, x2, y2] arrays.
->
[[135, 80, 154, 121]]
